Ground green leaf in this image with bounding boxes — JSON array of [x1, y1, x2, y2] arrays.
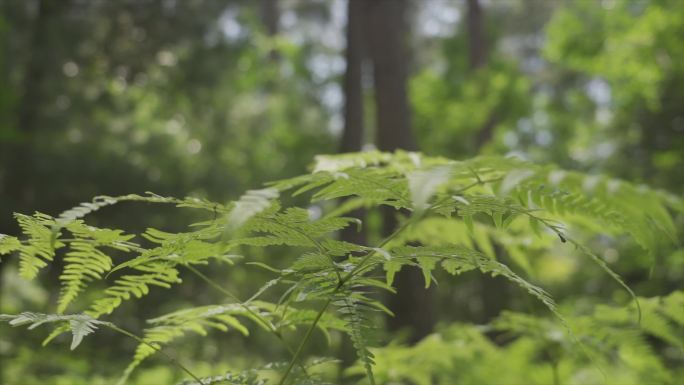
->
[[463, 215, 474, 235], [1, 312, 106, 350], [226, 188, 279, 233], [492, 212, 503, 229], [408, 165, 452, 214]]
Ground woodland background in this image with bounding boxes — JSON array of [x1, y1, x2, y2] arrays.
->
[[1, 0, 683, 384]]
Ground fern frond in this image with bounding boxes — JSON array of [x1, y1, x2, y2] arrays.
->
[[495, 161, 678, 251], [385, 245, 559, 316], [56, 221, 135, 313], [14, 213, 64, 280], [176, 357, 339, 385], [237, 208, 359, 248], [661, 291, 684, 325], [57, 196, 120, 223], [110, 224, 236, 275], [177, 370, 266, 385], [101, 192, 230, 212], [334, 295, 377, 385], [312, 151, 393, 173], [407, 165, 453, 214], [58, 193, 229, 226], [0, 234, 21, 258], [226, 188, 279, 232], [312, 169, 411, 209], [89, 260, 181, 317], [120, 303, 269, 384], [0, 312, 107, 350], [58, 241, 114, 313]]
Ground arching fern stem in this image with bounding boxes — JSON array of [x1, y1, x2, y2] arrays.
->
[[183, 264, 310, 378], [277, 212, 419, 385], [103, 322, 202, 383]]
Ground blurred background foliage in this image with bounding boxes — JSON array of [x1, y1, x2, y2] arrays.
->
[[0, 0, 683, 384]]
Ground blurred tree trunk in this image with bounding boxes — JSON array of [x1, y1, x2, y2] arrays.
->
[[259, 0, 280, 62], [469, 0, 498, 150], [338, 1, 367, 377], [467, 0, 488, 70], [366, 0, 435, 343], [466, 0, 509, 323], [259, 0, 279, 36], [339, 0, 366, 247], [1, 0, 56, 229], [0, 0, 59, 279], [1, 0, 55, 231]]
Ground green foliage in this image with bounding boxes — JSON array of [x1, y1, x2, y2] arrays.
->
[[118, 303, 267, 385], [384, 245, 558, 316], [58, 221, 135, 314], [334, 295, 378, 385], [0, 152, 679, 384], [0, 312, 108, 350], [178, 371, 266, 385], [0, 233, 21, 258], [13, 213, 64, 280], [359, 290, 684, 385]]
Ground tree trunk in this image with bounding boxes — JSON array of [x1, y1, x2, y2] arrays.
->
[[467, 0, 488, 71], [0, 0, 60, 285], [467, 0, 509, 323], [339, 0, 366, 246], [338, 1, 367, 377], [468, 0, 497, 151], [1, 0, 56, 234], [259, 0, 280, 62], [366, 0, 435, 343], [259, 0, 279, 36]]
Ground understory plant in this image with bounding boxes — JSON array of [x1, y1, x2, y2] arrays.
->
[[0, 151, 681, 384]]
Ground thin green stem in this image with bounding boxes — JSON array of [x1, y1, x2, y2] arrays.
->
[[277, 211, 418, 385], [270, 216, 343, 283], [19, 237, 145, 252], [345, 214, 417, 281], [185, 264, 277, 332], [551, 360, 560, 385], [277, 297, 332, 385], [105, 323, 202, 383], [185, 264, 309, 377]]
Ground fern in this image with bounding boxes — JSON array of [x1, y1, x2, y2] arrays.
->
[[176, 358, 339, 385], [89, 260, 182, 317], [333, 295, 378, 385], [235, 206, 359, 249], [91, 224, 243, 317], [14, 213, 64, 279], [57, 195, 121, 223], [0, 233, 21, 260], [360, 292, 684, 385], [177, 371, 266, 385], [118, 303, 269, 384], [383, 245, 559, 316], [57, 221, 135, 313], [0, 151, 678, 385], [226, 188, 279, 232], [0, 312, 107, 350]]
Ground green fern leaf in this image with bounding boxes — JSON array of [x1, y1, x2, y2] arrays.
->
[[119, 303, 269, 384], [14, 213, 64, 280], [334, 295, 377, 385], [89, 261, 181, 317], [57, 222, 135, 313], [0, 234, 21, 258], [226, 188, 279, 233], [388, 245, 559, 316], [1, 312, 106, 350]]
